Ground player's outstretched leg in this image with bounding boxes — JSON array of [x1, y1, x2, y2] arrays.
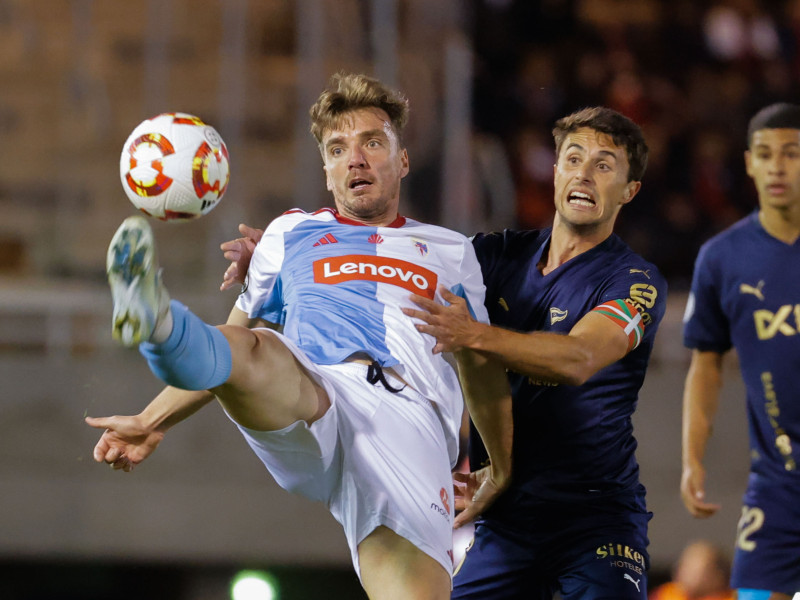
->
[[106, 215, 172, 346]]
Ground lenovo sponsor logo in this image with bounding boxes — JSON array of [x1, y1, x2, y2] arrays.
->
[[313, 254, 437, 298]]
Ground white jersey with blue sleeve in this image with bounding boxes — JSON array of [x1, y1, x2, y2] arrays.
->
[[235, 207, 489, 460]]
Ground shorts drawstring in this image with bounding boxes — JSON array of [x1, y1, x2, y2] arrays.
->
[[366, 360, 405, 394]]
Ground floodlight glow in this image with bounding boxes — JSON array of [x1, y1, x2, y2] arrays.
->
[[230, 570, 278, 600]]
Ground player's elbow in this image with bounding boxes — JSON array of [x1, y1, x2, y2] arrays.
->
[[559, 349, 598, 386]]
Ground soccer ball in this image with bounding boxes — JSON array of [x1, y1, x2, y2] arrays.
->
[[120, 112, 230, 221]]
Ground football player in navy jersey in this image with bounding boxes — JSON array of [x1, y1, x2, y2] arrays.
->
[[401, 106, 667, 599], [86, 73, 513, 600], [681, 103, 800, 600], [222, 107, 667, 598]]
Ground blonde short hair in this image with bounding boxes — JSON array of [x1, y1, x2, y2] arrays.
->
[[309, 72, 409, 147]]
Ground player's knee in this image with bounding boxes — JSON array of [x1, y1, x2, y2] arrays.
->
[[218, 326, 287, 386], [219, 325, 281, 364]]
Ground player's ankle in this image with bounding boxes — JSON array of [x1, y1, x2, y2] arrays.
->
[[150, 309, 173, 344], [149, 284, 173, 344]]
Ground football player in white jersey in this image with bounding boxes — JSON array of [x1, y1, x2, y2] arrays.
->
[[86, 73, 512, 600]]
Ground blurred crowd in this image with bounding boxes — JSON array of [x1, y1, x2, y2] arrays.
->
[[469, 0, 800, 286], [650, 539, 734, 600]]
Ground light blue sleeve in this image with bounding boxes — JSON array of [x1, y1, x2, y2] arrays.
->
[[448, 238, 488, 323]]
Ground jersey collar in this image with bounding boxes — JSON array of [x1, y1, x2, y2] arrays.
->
[[333, 209, 406, 228]]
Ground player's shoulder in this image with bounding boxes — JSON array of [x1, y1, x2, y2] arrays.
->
[[264, 207, 337, 233], [602, 234, 666, 286], [399, 217, 476, 252], [472, 228, 549, 258], [597, 237, 667, 328], [401, 216, 467, 237], [698, 212, 759, 259], [275, 207, 335, 223]]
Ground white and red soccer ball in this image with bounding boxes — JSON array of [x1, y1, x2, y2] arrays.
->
[[120, 112, 230, 221]]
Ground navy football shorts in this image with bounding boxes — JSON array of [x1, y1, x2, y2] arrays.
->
[[731, 472, 800, 595], [452, 495, 650, 600]]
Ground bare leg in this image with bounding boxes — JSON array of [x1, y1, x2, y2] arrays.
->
[[210, 325, 330, 431], [107, 215, 329, 432], [358, 526, 450, 600]]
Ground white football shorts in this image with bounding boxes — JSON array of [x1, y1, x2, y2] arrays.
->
[[229, 329, 458, 580]]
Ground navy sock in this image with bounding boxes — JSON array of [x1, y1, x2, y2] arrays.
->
[[139, 300, 232, 391]]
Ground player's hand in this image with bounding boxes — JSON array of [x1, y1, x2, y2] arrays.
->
[[680, 463, 720, 518], [452, 465, 509, 529], [402, 286, 481, 354], [85, 415, 165, 472], [220, 224, 263, 291]]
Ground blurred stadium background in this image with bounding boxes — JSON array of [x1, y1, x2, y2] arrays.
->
[[0, 0, 789, 597]]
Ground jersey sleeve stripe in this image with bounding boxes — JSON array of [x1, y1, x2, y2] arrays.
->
[[592, 299, 644, 351]]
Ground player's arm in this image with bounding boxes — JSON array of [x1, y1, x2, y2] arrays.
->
[[405, 288, 639, 385], [86, 306, 279, 471], [85, 386, 216, 471], [680, 349, 725, 518], [451, 349, 513, 528]]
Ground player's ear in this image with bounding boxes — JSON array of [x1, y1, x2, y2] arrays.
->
[[399, 148, 409, 179], [622, 181, 641, 204]]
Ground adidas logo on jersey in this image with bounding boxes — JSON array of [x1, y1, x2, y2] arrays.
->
[[313, 254, 437, 298], [313, 233, 339, 247]]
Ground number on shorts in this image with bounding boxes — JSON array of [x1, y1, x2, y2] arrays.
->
[[736, 505, 764, 551]]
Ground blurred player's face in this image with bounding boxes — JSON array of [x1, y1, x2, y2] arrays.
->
[[321, 107, 409, 225], [552, 127, 640, 234], [745, 128, 800, 212]]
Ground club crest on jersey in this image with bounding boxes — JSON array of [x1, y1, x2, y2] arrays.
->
[[550, 307, 568, 324], [313, 254, 437, 298], [368, 233, 384, 244], [411, 238, 429, 258]]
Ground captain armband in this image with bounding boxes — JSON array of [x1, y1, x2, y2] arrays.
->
[[591, 299, 644, 352]]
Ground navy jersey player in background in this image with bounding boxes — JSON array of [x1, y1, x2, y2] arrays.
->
[[403, 106, 667, 599], [681, 103, 800, 599]]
